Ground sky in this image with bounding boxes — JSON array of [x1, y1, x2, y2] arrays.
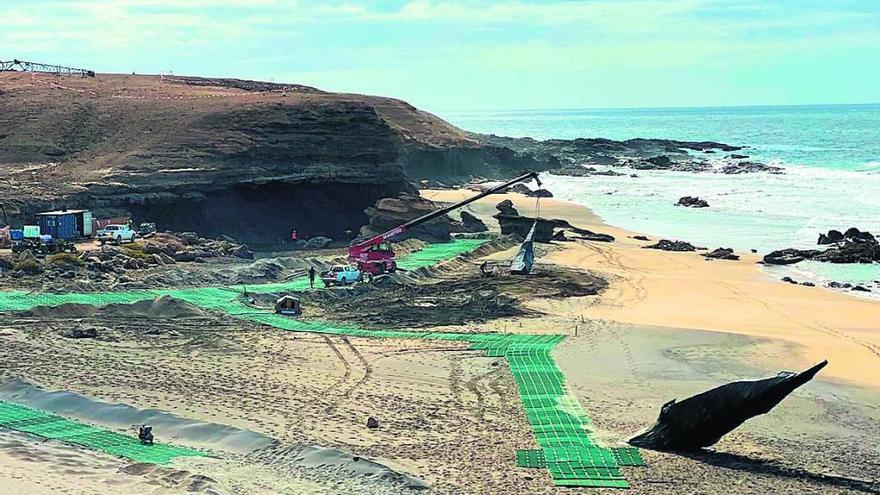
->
[[2, 0, 879, 112]]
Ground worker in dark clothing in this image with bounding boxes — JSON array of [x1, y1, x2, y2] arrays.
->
[[308, 266, 316, 288]]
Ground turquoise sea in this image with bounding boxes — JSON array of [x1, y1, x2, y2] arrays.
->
[[442, 104, 880, 289]]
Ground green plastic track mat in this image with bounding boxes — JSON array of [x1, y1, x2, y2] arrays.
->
[[0, 401, 203, 464], [612, 447, 646, 466], [0, 239, 645, 486]]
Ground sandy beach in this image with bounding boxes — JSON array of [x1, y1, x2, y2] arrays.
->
[[0, 189, 877, 494], [423, 189, 880, 388]]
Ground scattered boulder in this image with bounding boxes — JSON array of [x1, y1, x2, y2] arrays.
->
[[233, 244, 255, 259], [852, 285, 872, 292], [644, 240, 697, 252], [844, 227, 876, 243], [549, 166, 625, 177], [527, 188, 554, 198], [366, 417, 379, 429], [452, 211, 488, 233], [813, 241, 880, 264], [64, 325, 99, 339], [781, 276, 797, 284], [676, 196, 709, 208], [570, 228, 615, 243], [632, 235, 650, 241], [303, 236, 333, 250], [719, 162, 783, 174], [828, 281, 853, 289], [801, 281, 816, 287], [703, 248, 739, 260], [817, 229, 845, 245], [178, 232, 201, 245], [495, 199, 519, 217]]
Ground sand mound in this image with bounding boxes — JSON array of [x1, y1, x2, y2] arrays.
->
[[0, 379, 272, 453], [26, 296, 208, 319]]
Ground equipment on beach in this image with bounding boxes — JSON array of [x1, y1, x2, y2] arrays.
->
[[510, 221, 537, 275], [137, 425, 154, 445], [629, 360, 827, 451], [274, 295, 302, 316], [348, 171, 542, 275]]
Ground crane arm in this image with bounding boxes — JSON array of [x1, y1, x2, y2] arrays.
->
[[349, 171, 541, 254]]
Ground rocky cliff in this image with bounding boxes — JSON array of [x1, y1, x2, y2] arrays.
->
[[0, 72, 542, 244]]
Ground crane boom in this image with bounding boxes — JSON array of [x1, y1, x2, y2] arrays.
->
[[349, 171, 542, 274]]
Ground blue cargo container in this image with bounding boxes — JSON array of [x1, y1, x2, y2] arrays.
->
[[36, 209, 91, 240]]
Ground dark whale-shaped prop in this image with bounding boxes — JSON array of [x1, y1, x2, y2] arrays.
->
[[630, 360, 827, 451]]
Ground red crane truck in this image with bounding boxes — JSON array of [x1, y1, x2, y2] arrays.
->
[[348, 171, 542, 275]]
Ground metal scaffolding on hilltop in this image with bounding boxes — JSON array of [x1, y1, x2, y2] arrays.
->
[[0, 59, 95, 77]]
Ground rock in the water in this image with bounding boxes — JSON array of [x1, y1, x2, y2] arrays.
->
[[852, 285, 872, 292], [703, 248, 739, 260], [817, 229, 845, 245], [819, 227, 875, 245], [719, 162, 783, 174], [495, 199, 519, 217], [676, 196, 709, 208], [813, 241, 880, 264], [843, 227, 876, 243], [303, 236, 333, 250], [763, 248, 820, 265], [801, 281, 816, 287], [644, 240, 697, 252], [549, 166, 624, 177]]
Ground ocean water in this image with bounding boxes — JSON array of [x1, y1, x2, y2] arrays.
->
[[442, 104, 880, 289]]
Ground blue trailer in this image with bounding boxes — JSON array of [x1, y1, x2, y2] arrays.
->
[[35, 209, 93, 240]]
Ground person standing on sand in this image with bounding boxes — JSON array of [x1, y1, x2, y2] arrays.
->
[[308, 266, 316, 288]]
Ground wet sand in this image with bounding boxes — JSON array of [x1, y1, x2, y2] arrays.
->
[[424, 189, 880, 388]]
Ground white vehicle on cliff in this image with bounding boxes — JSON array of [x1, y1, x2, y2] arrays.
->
[[96, 224, 137, 245]]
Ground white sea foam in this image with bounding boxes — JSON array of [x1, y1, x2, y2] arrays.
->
[[542, 161, 880, 288]]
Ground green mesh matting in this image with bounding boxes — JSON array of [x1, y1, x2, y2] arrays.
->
[[0, 239, 643, 486], [0, 401, 203, 464]]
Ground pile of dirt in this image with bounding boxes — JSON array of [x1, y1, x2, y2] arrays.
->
[[26, 296, 208, 319], [304, 265, 605, 328]]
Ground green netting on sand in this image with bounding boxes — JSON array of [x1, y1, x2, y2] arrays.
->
[[0, 401, 203, 464], [0, 239, 642, 486]]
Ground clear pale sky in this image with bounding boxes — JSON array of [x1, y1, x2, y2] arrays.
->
[[3, 0, 879, 112]]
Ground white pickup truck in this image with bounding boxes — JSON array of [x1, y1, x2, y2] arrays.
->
[[96, 224, 137, 245]]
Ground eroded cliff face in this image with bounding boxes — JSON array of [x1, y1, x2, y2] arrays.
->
[[0, 73, 500, 243]]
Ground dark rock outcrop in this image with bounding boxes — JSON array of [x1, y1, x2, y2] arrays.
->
[[818, 229, 845, 245], [644, 240, 698, 252], [763, 248, 820, 265], [676, 196, 709, 208], [451, 211, 488, 233], [703, 248, 739, 260], [549, 166, 625, 177], [360, 194, 450, 243], [719, 162, 783, 174], [495, 200, 519, 217]]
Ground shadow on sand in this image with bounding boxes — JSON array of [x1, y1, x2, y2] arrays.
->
[[681, 450, 879, 494]]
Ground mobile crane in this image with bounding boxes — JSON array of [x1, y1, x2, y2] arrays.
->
[[348, 171, 542, 275]]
